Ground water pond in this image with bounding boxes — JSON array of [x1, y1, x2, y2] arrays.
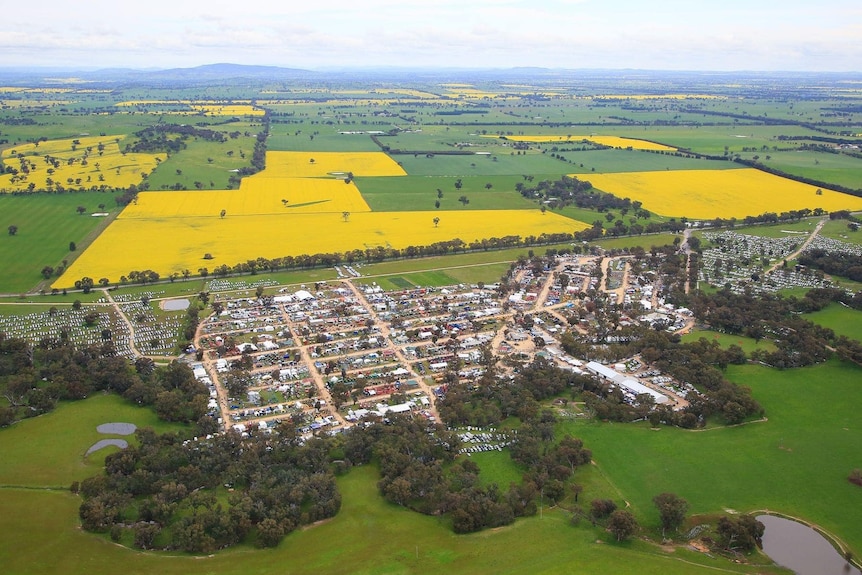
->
[[758, 515, 860, 575]]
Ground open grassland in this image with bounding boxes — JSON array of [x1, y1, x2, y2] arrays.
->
[[806, 303, 862, 341], [55, 209, 586, 288], [261, 151, 407, 178], [0, 191, 119, 293], [0, 135, 163, 193], [680, 329, 778, 353], [737, 150, 862, 191], [497, 134, 677, 151], [0, 463, 782, 575], [818, 217, 862, 245], [559, 359, 862, 555], [0, 394, 184, 487], [390, 152, 567, 177], [356, 175, 540, 211], [586, 168, 862, 219]]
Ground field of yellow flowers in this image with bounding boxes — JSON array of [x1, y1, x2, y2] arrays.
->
[[54, 151, 582, 286], [495, 135, 676, 151], [0, 135, 163, 193], [585, 168, 862, 219]]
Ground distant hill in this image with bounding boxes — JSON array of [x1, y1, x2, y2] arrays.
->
[[0, 63, 318, 87]]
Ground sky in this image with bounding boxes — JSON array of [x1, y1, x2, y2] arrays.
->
[[1, 0, 859, 72]]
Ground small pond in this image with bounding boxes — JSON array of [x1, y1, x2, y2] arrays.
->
[[85, 439, 129, 456], [758, 515, 860, 575], [96, 422, 137, 435]]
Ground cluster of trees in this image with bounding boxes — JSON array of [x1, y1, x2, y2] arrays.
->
[[78, 429, 340, 551], [341, 406, 590, 534], [126, 124, 229, 154], [0, 335, 208, 427], [689, 287, 852, 368], [798, 249, 862, 284], [438, 357, 583, 428]]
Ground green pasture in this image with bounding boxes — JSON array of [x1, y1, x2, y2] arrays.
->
[[444, 262, 513, 285], [266, 131, 384, 153], [356, 175, 540, 212], [559, 359, 862, 555], [680, 329, 777, 353], [470, 450, 525, 489], [0, 393, 185, 487], [736, 150, 862, 191], [819, 218, 862, 245], [806, 303, 862, 341], [0, 191, 120, 294], [144, 128, 259, 191], [392, 151, 568, 177], [0, 462, 785, 575], [593, 233, 680, 250], [558, 149, 735, 175], [356, 270, 458, 291]]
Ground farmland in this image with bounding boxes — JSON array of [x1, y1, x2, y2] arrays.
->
[[497, 134, 677, 151], [585, 168, 862, 219], [1, 67, 862, 574], [0, 135, 164, 193]]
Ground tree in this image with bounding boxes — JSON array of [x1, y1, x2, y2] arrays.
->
[[716, 515, 764, 551], [342, 211, 350, 222], [69, 241, 77, 251], [607, 510, 638, 542], [220, 209, 226, 219], [7, 225, 17, 236], [458, 195, 470, 206], [433, 217, 440, 228], [223, 370, 253, 399], [76, 206, 87, 215], [849, 468, 862, 487], [653, 492, 689, 537], [256, 518, 284, 548]]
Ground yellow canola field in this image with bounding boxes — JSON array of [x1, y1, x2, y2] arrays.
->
[[0, 136, 163, 192], [120, 178, 371, 220], [498, 135, 676, 151], [260, 151, 407, 178], [55, 210, 586, 287], [584, 169, 862, 219]]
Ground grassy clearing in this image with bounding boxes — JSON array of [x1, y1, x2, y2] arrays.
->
[[680, 329, 777, 353], [0, 393, 184, 487], [558, 359, 862, 554], [736, 149, 862, 191], [805, 303, 862, 341], [594, 234, 680, 250], [470, 450, 525, 489]]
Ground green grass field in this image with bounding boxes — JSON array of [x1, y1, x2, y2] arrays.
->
[[680, 329, 778, 353], [806, 303, 862, 341], [0, 393, 185, 487], [0, 192, 121, 294], [559, 359, 862, 555], [0, 456, 786, 575]]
